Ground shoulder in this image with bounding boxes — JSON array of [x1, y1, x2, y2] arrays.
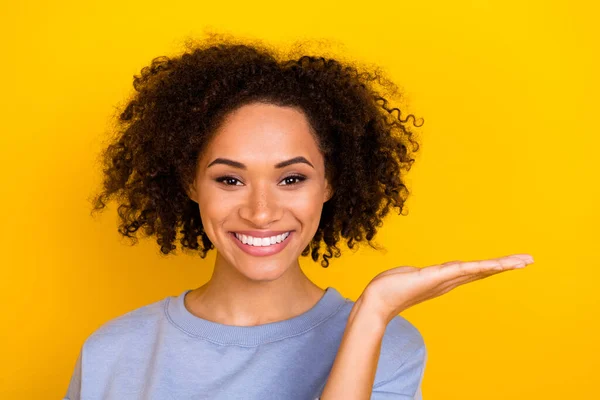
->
[[373, 314, 427, 387], [337, 292, 426, 389], [328, 297, 427, 396], [381, 314, 425, 355], [337, 293, 426, 376], [63, 296, 170, 399], [84, 296, 167, 351]]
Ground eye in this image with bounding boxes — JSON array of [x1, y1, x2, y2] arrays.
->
[[215, 176, 243, 186], [215, 174, 307, 187], [281, 174, 307, 186]]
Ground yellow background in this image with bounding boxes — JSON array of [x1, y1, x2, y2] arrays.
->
[[1, 1, 598, 398]]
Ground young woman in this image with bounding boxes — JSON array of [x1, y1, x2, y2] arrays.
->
[[64, 35, 533, 400]]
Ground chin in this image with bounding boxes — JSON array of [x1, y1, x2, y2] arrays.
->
[[243, 257, 293, 277]]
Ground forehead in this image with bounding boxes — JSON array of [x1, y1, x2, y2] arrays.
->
[[202, 102, 322, 167]]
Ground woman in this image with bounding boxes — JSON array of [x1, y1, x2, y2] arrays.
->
[[65, 35, 533, 399]]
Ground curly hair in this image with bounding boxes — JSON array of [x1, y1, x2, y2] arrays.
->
[[89, 33, 424, 268]]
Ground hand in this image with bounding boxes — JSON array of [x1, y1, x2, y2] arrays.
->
[[360, 254, 535, 325]]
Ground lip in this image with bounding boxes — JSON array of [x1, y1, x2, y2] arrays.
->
[[230, 230, 292, 238], [229, 231, 293, 257]]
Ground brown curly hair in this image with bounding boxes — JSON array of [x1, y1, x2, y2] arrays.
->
[[89, 33, 423, 268]]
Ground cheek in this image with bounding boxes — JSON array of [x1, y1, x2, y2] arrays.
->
[[199, 198, 230, 224], [286, 194, 324, 222], [197, 182, 232, 215], [197, 195, 232, 241]]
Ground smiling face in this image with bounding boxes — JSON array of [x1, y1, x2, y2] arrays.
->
[[187, 102, 334, 282]]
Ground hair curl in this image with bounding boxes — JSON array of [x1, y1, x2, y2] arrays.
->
[[89, 33, 423, 268]]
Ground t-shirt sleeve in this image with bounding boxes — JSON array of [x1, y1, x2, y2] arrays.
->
[[370, 343, 427, 399]]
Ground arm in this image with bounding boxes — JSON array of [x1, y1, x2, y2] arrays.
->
[[320, 253, 532, 399], [320, 294, 388, 400]]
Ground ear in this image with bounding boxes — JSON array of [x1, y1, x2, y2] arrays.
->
[[186, 180, 199, 203], [324, 181, 334, 202]]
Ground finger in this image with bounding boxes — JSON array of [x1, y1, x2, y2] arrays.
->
[[435, 257, 530, 294], [436, 256, 531, 282], [498, 254, 534, 266], [508, 253, 535, 263]]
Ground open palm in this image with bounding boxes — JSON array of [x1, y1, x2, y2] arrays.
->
[[362, 254, 535, 324]]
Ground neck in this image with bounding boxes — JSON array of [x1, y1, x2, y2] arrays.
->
[[184, 253, 325, 327]]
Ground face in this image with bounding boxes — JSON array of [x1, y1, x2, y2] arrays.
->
[[187, 102, 333, 282]]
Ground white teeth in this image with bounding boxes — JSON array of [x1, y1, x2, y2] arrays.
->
[[234, 232, 290, 246]]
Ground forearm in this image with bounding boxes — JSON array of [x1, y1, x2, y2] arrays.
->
[[320, 295, 388, 400]]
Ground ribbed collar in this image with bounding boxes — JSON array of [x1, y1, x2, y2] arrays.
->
[[165, 287, 348, 347]]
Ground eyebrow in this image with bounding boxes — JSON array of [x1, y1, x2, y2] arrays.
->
[[207, 156, 315, 170]]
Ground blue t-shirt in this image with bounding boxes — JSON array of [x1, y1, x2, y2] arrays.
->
[[64, 287, 426, 399]]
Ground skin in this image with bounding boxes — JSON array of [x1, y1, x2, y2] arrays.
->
[[185, 102, 334, 327], [320, 254, 534, 399], [184, 101, 535, 398]]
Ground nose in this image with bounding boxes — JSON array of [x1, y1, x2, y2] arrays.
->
[[238, 182, 283, 226]]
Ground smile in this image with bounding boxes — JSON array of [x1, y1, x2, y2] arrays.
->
[[229, 231, 294, 257]]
